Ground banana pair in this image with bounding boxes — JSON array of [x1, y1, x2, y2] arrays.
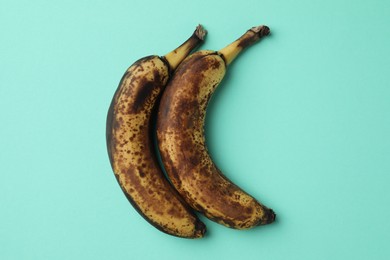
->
[[106, 25, 275, 238]]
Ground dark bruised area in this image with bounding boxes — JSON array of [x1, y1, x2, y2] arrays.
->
[[131, 57, 166, 113], [131, 71, 161, 113]]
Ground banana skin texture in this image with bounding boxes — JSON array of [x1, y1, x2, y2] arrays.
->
[[106, 26, 207, 238], [157, 26, 276, 229]]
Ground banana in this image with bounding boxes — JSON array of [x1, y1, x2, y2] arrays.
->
[[156, 25, 275, 229], [106, 25, 207, 238]]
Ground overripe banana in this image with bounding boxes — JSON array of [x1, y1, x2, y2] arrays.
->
[[106, 25, 207, 238], [156, 25, 275, 229]]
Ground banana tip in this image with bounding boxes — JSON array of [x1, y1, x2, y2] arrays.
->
[[259, 208, 276, 225], [194, 221, 207, 238], [268, 208, 276, 223]]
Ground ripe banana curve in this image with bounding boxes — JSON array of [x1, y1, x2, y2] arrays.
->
[[106, 25, 207, 238], [156, 25, 275, 229]]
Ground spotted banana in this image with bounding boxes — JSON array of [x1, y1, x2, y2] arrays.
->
[[106, 25, 207, 238], [156, 25, 275, 230]]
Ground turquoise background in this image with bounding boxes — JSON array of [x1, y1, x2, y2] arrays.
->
[[1, 0, 390, 259]]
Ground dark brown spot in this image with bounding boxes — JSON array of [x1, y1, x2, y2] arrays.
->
[[237, 35, 255, 49], [245, 207, 253, 214], [131, 80, 155, 112], [138, 169, 145, 178], [167, 207, 181, 218], [209, 57, 221, 70]]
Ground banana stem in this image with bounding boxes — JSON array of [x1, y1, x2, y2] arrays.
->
[[218, 25, 270, 66], [163, 25, 207, 71]]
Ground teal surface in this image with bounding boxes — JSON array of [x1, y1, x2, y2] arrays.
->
[[1, 0, 390, 259]]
